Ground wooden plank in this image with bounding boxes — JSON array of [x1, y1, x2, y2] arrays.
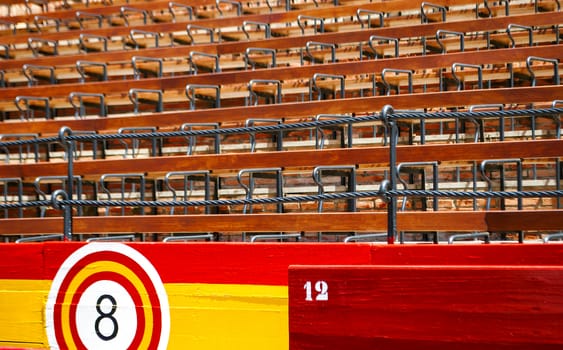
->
[[0, 210, 561, 235], [486, 210, 563, 231], [369, 243, 563, 265], [0, 0, 210, 23], [0, 212, 389, 235], [0, 241, 374, 350], [0, 139, 560, 179], [0, 85, 561, 134], [2, 41, 561, 100], [0, 138, 561, 178], [0, 0, 483, 47], [289, 264, 563, 350], [1, 11, 559, 79]]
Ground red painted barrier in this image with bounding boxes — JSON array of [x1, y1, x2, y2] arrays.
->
[[2, 242, 563, 349], [369, 244, 563, 266], [289, 265, 563, 350]]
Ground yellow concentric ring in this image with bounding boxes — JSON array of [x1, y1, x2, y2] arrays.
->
[[60, 260, 154, 349]]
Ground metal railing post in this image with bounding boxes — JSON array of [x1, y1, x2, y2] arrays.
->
[[383, 105, 397, 244], [59, 127, 74, 240], [52, 189, 72, 242]]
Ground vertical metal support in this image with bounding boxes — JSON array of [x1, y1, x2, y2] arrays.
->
[[165, 171, 213, 215], [383, 105, 397, 244], [0, 178, 23, 218], [59, 127, 73, 240], [554, 101, 562, 209], [181, 123, 220, 154], [100, 173, 146, 216], [421, 2, 446, 23], [245, 48, 276, 70], [362, 35, 398, 60], [526, 56, 560, 87], [396, 161, 439, 243], [52, 189, 72, 242], [313, 165, 356, 213], [381, 69, 413, 95], [117, 127, 159, 158], [237, 168, 283, 214], [481, 158, 523, 243], [314, 114, 353, 149], [245, 118, 283, 152], [63, 198, 72, 241], [309, 73, 344, 101], [357, 9, 384, 29]]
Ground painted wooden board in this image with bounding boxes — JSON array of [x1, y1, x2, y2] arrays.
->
[[369, 244, 563, 266], [2, 243, 563, 349], [0, 242, 372, 350], [289, 265, 563, 350]]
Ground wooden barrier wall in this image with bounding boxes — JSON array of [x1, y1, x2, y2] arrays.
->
[[1, 242, 563, 349], [289, 265, 563, 349]]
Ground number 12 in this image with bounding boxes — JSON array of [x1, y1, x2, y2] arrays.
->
[[304, 280, 328, 301]]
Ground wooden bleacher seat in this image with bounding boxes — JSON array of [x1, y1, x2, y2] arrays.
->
[[195, 0, 242, 19], [151, 2, 193, 23], [242, 0, 288, 14]]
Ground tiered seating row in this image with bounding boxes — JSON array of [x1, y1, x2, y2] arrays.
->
[[1, 7, 557, 121], [1, 47, 561, 122], [0, 106, 561, 242], [1, 8, 561, 67]]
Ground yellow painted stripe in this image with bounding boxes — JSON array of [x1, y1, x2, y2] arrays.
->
[[165, 283, 288, 350], [0, 280, 288, 350], [0, 279, 51, 349]]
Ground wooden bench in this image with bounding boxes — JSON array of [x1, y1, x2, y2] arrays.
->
[[1, 10, 560, 85], [5, 11, 560, 94], [1, 135, 560, 186], [0, 209, 561, 238], [0, 0, 530, 63], [0, 83, 561, 135], [4, 46, 559, 121]]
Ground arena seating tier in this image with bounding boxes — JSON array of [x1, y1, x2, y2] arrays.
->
[[0, 0, 561, 243]]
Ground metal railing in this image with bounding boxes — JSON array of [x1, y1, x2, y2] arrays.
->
[[0, 105, 561, 243]]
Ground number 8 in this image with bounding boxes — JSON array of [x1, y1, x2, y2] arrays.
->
[[95, 294, 119, 341]]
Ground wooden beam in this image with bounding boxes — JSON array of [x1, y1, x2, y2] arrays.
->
[[0, 210, 561, 235], [0, 0, 482, 47], [2, 42, 562, 99], [0, 0, 216, 24], [0, 139, 560, 179], [1, 85, 561, 135], [486, 210, 563, 231]]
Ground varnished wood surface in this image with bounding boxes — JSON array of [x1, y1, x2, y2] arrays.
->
[[0, 138, 560, 179], [0, 0, 485, 47], [2, 10, 561, 71], [2, 38, 561, 100], [1, 85, 561, 135], [0, 210, 561, 235]]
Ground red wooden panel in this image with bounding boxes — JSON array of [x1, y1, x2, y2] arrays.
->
[[0, 244, 45, 279], [6, 242, 373, 284], [369, 244, 563, 266], [289, 265, 563, 350]]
